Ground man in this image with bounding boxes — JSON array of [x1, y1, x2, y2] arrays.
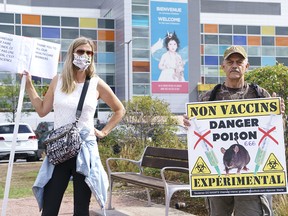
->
[[184, 45, 285, 216]]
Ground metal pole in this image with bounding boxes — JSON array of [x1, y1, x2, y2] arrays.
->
[[125, 39, 132, 101], [4, 0, 7, 11], [1, 75, 26, 216]]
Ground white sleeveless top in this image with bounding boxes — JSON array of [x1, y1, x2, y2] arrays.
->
[[53, 76, 99, 136]]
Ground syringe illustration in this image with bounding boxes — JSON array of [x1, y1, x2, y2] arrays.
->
[[254, 114, 278, 175], [190, 117, 221, 176]]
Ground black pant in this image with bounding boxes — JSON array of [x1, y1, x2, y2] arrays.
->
[[41, 156, 91, 216]]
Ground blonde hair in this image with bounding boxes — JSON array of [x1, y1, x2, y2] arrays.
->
[[61, 37, 96, 94]]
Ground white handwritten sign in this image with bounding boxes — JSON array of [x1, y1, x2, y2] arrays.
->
[[0, 32, 61, 79]]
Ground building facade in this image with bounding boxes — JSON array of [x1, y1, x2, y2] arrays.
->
[[0, 0, 288, 123]]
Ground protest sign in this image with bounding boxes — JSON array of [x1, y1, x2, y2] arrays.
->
[[0, 32, 60, 79], [186, 97, 287, 197]]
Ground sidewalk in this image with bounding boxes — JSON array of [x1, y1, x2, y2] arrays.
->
[[0, 193, 195, 216]]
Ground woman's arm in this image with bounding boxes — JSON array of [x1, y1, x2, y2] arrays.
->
[[94, 78, 126, 138]]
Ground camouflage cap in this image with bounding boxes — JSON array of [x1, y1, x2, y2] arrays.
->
[[223, 45, 247, 59]]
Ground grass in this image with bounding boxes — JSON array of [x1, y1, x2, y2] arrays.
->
[[0, 162, 73, 199]]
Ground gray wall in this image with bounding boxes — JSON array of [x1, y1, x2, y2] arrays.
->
[[201, 0, 281, 15], [4, 0, 105, 8], [188, 0, 201, 102], [100, 0, 127, 101]]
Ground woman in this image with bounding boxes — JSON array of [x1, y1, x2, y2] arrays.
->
[[24, 37, 125, 215]]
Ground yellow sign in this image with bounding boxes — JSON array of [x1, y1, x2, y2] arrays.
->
[[263, 153, 284, 171], [192, 157, 211, 174], [186, 98, 281, 120], [191, 172, 286, 190]]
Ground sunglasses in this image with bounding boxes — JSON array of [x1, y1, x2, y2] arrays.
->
[[75, 49, 94, 56]]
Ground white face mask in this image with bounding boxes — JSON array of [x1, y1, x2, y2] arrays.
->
[[73, 53, 92, 71]]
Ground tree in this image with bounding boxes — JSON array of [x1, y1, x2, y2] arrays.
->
[[0, 76, 48, 122], [98, 96, 186, 167], [245, 63, 288, 113]]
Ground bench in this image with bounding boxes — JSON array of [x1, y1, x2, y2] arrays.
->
[[106, 146, 190, 216]]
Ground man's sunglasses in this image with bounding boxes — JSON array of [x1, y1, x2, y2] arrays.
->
[[75, 49, 94, 56]]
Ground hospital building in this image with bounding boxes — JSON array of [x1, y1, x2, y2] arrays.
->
[[0, 0, 287, 123]]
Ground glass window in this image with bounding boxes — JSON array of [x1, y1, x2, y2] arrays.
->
[[204, 56, 218, 65], [60, 51, 67, 62], [42, 27, 60, 39], [203, 66, 218, 76], [276, 27, 288, 36], [80, 29, 97, 39], [133, 38, 149, 49], [261, 57, 276, 66], [219, 56, 224, 65], [133, 84, 150, 95], [105, 42, 114, 52], [248, 57, 261, 66], [132, 0, 149, 5], [96, 64, 115, 74], [219, 46, 229, 56], [98, 41, 114, 52], [61, 28, 79, 39], [57, 63, 64, 73], [0, 25, 14, 34], [276, 57, 288, 65], [233, 36, 246, 45], [98, 102, 111, 111], [15, 26, 21, 35], [204, 45, 218, 55], [61, 39, 73, 51], [204, 77, 219, 84], [42, 16, 60, 26], [97, 53, 115, 64], [262, 46, 275, 56], [132, 27, 149, 37], [98, 19, 114, 29], [233, 25, 246, 34], [15, 14, 21, 24], [248, 26, 260, 34], [132, 5, 149, 14], [276, 47, 288, 56], [133, 61, 149, 72], [204, 35, 218, 44], [132, 15, 149, 27], [248, 46, 261, 56], [22, 26, 40, 37], [0, 13, 14, 23], [99, 74, 115, 85], [219, 25, 232, 34], [262, 36, 274, 46], [61, 17, 79, 27], [219, 35, 232, 44], [132, 49, 150, 59], [133, 73, 150, 83]]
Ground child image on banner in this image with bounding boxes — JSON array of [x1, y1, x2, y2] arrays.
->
[[151, 31, 187, 82]]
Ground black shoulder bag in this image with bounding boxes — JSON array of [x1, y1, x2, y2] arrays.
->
[[43, 78, 90, 165]]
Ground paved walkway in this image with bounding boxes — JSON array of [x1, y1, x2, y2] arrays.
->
[[0, 193, 194, 216]]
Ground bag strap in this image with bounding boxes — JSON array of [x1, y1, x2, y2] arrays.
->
[[75, 77, 90, 122], [208, 83, 222, 101]]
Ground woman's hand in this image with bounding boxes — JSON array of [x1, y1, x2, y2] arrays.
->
[[94, 128, 108, 139]]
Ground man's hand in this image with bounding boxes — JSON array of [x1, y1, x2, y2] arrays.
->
[[272, 92, 285, 115], [183, 114, 191, 129]]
